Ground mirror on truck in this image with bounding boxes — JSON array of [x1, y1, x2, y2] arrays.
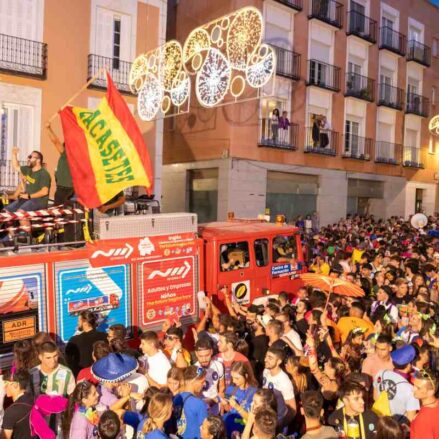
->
[[220, 241, 250, 271]]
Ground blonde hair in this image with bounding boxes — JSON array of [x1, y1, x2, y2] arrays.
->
[[142, 392, 173, 434]]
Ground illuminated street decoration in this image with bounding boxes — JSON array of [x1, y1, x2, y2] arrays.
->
[[130, 6, 276, 120], [429, 115, 439, 136]]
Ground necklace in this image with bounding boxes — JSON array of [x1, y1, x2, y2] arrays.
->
[[305, 424, 322, 432]]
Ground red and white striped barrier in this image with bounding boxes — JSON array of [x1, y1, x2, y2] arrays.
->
[[0, 206, 85, 222]]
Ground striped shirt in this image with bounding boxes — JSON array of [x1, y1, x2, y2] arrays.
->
[[30, 364, 76, 397]]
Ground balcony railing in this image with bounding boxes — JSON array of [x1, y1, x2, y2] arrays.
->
[[346, 10, 377, 43], [272, 45, 301, 80], [274, 0, 302, 11], [406, 92, 429, 117], [375, 141, 402, 165], [379, 26, 406, 56], [305, 127, 338, 156], [87, 54, 133, 94], [0, 33, 47, 79], [307, 59, 341, 92], [403, 146, 424, 168], [407, 40, 431, 67], [259, 118, 298, 151], [377, 83, 404, 110], [342, 135, 373, 160], [0, 160, 24, 190], [345, 72, 375, 102], [309, 0, 343, 28]]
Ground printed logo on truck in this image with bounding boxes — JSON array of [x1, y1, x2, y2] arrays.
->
[[90, 243, 133, 260], [147, 260, 191, 280]]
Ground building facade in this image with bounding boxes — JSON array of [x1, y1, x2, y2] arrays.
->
[[0, 0, 166, 199], [163, 0, 439, 224]]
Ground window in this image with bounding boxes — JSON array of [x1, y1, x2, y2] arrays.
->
[[113, 17, 121, 69], [433, 38, 439, 57], [273, 235, 297, 263], [345, 119, 360, 154], [220, 242, 250, 271], [254, 239, 269, 267], [432, 86, 437, 106]]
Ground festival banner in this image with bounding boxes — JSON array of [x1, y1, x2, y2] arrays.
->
[[59, 72, 153, 208], [55, 263, 130, 342], [86, 232, 197, 267]]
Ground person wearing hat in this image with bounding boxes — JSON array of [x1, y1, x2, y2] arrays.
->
[[373, 344, 420, 423]]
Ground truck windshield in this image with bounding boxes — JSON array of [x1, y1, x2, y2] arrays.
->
[[273, 235, 297, 263], [220, 241, 250, 271]]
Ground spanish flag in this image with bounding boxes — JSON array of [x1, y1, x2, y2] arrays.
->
[[59, 72, 153, 208]]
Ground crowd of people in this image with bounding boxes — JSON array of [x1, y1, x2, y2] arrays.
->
[[0, 214, 439, 439]]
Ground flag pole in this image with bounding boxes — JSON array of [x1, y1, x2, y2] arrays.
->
[[47, 67, 107, 123]]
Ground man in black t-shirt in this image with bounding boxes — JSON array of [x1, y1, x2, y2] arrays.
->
[[2, 369, 34, 439]]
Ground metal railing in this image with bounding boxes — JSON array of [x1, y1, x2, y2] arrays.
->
[[274, 0, 302, 11], [403, 146, 424, 168], [0, 160, 24, 190], [272, 45, 301, 80], [309, 0, 343, 28], [342, 135, 373, 160], [377, 83, 404, 110], [345, 72, 375, 102], [379, 26, 406, 56], [406, 92, 429, 117], [307, 59, 341, 92], [0, 33, 47, 79], [346, 10, 377, 43], [305, 127, 338, 155], [259, 118, 298, 150], [375, 141, 402, 165], [407, 40, 431, 67], [87, 54, 133, 94]]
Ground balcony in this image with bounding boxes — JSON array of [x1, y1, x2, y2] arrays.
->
[[272, 45, 301, 80], [379, 26, 406, 56], [346, 10, 377, 44], [0, 160, 22, 190], [304, 127, 338, 156], [259, 119, 298, 151], [407, 40, 431, 67], [375, 141, 402, 165], [377, 83, 404, 111], [403, 146, 424, 168], [342, 135, 373, 160], [345, 72, 375, 102], [309, 0, 343, 29], [273, 0, 302, 11], [87, 54, 133, 94], [406, 92, 429, 117], [0, 33, 47, 79], [307, 59, 341, 92]]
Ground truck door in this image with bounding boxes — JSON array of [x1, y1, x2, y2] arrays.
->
[[251, 238, 271, 299]]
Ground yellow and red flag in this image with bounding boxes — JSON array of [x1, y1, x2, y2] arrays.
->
[[59, 72, 153, 208]]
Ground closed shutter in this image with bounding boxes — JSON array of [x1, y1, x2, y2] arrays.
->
[[3, 103, 34, 160], [95, 7, 114, 58], [310, 40, 330, 63], [120, 14, 132, 61]]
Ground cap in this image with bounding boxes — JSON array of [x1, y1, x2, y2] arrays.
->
[[390, 344, 416, 367]]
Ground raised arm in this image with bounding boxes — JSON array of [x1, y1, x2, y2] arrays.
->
[[11, 146, 21, 172], [46, 122, 64, 154]]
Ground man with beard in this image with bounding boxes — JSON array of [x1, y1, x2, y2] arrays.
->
[[65, 310, 107, 376]]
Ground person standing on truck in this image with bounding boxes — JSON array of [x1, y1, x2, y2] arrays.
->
[[65, 310, 108, 377]]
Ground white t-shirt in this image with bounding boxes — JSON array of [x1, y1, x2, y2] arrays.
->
[[123, 372, 149, 411], [196, 359, 224, 400], [141, 350, 171, 385], [284, 329, 303, 352], [262, 368, 295, 402]]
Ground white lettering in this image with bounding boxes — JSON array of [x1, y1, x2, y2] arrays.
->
[[147, 261, 191, 280], [91, 243, 133, 259]]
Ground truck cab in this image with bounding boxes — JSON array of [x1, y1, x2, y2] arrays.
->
[[199, 220, 305, 304]]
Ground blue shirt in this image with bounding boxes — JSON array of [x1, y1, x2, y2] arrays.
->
[[174, 392, 208, 439], [223, 386, 257, 438], [145, 429, 168, 439]]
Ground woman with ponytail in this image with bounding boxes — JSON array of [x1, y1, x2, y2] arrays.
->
[[62, 380, 100, 438], [140, 392, 173, 439]]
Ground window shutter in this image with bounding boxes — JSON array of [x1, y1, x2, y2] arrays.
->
[[18, 104, 33, 158]]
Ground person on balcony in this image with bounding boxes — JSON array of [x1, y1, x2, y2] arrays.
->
[[279, 111, 290, 144], [271, 109, 280, 143], [320, 116, 330, 148], [311, 114, 321, 148]]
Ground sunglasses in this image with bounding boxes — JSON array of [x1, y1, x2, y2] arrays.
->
[[415, 369, 436, 389], [165, 335, 179, 341], [28, 155, 38, 160]]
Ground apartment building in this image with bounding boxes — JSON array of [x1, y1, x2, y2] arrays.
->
[[0, 0, 166, 198], [163, 0, 439, 224]]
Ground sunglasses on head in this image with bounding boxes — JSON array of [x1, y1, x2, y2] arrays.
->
[[415, 369, 436, 389]]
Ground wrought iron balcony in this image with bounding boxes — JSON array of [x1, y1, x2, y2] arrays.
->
[[305, 127, 338, 156], [403, 146, 424, 168], [377, 83, 404, 110], [345, 72, 375, 102], [0, 160, 24, 190], [273, 0, 302, 11], [375, 141, 402, 165], [307, 59, 341, 92], [407, 40, 431, 67], [346, 10, 377, 43], [379, 26, 406, 56], [342, 135, 373, 160], [309, 0, 343, 29], [87, 54, 133, 94], [0, 33, 47, 79], [406, 92, 429, 117], [259, 118, 298, 151], [271, 45, 300, 80]]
